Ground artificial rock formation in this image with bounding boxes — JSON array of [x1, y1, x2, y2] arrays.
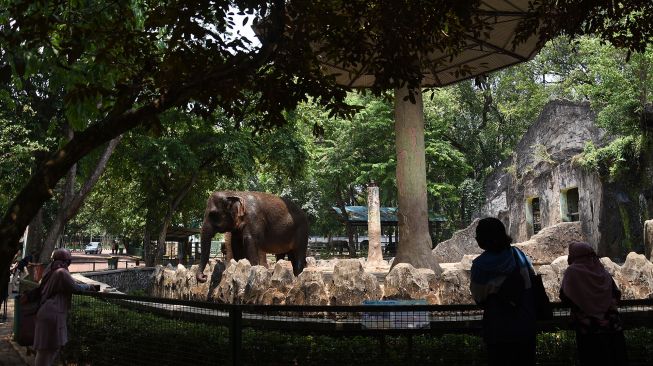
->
[[259, 260, 294, 305], [434, 267, 473, 305], [432, 219, 482, 263], [481, 100, 646, 259], [327, 259, 382, 305], [211, 259, 250, 303], [537, 252, 653, 301], [243, 266, 271, 304], [148, 252, 653, 306], [515, 222, 585, 265], [537, 255, 569, 301], [285, 269, 329, 305], [383, 263, 436, 301], [433, 220, 584, 267], [614, 252, 653, 299]]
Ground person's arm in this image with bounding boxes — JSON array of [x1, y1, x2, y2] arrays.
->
[[59, 270, 100, 292]]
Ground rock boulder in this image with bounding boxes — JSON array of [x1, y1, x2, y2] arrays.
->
[[211, 259, 250, 303], [327, 259, 382, 305], [286, 269, 329, 305], [243, 265, 271, 304], [384, 263, 436, 300], [432, 219, 481, 264], [515, 222, 585, 265], [259, 261, 294, 305], [434, 268, 473, 305], [614, 252, 653, 299]]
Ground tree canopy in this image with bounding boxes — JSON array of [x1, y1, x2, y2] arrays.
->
[[2, 0, 653, 275]]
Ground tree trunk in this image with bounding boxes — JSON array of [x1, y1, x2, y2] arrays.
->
[[41, 134, 123, 263], [144, 214, 156, 267], [156, 171, 200, 264], [336, 191, 356, 258], [367, 183, 383, 265], [25, 209, 44, 258], [391, 86, 441, 273]]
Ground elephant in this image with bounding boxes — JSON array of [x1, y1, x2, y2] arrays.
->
[[196, 191, 309, 282]]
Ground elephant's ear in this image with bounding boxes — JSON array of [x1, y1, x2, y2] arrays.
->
[[227, 196, 246, 229]]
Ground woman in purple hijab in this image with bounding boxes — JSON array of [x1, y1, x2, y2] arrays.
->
[[34, 249, 99, 366], [560, 242, 628, 366]]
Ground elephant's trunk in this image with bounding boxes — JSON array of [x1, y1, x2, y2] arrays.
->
[[196, 220, 214, 282]]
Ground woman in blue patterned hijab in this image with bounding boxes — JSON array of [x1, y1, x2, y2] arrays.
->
[[470, 217, 537, 366]]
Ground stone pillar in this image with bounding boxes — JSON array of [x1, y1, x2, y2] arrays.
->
[[367, 182, 383, 265]]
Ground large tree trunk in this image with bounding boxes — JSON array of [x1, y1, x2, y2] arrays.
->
[[155, 172, 200, 264], [41, 135, 123, 263], [25, 209, 44, 258], [366, 182, 383, 265], [391, 86, 441, 274], [143, 214, 156, 267]]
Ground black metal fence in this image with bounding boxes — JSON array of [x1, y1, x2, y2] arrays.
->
[[69, 259, 143, 273], [63, 292, 653, 366]]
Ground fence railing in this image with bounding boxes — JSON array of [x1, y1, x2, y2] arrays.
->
[[62, 292, 653, 366], [69, 260, 142, 273]]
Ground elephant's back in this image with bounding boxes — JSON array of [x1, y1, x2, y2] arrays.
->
[[229, 191, 305, 227]]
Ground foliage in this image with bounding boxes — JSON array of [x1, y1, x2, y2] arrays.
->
[[457, 179, 485, 226], [576, 136, 643, 182], [0, 117, 52, 214], [3, 0, 653, 272]]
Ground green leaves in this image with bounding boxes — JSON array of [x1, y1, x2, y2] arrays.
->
[[576, 136, 644, 182]]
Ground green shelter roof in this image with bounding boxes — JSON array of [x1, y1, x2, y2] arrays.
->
[[331, 206, 446, 227]]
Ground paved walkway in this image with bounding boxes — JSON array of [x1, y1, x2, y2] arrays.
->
[[0, 295, 34, 366]]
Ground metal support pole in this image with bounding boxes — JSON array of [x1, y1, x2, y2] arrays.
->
[[229, 306, 242, 366]]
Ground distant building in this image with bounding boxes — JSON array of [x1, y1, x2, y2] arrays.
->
[[482, 100, 647, 260]]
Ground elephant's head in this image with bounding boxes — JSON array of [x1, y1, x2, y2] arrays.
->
[[196, 192, 246, 282]]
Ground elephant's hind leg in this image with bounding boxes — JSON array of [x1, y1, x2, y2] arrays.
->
[[287, 250, 306, 277]]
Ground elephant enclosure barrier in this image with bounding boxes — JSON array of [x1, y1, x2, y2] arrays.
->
[[61, 292, 653, 366]]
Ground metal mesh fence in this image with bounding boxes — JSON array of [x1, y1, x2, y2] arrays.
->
[[62, 292, 653, 366]]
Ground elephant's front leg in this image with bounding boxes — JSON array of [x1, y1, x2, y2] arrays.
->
[[230, 232, 246, 261], [223, 232, 234, 261], [242, 233, 263, 266]]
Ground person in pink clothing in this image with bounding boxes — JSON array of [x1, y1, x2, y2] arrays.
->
[[560, 242, 628, 366], [34, 249, 99, 366]]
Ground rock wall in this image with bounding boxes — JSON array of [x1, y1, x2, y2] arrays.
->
[[149, 252, 653, 305], [434, 220, 585, 266], [149, 259, 479, 305], [481, 100, 645, 259], [84, 267, 155, 294], [539, 252, 653, 301]]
